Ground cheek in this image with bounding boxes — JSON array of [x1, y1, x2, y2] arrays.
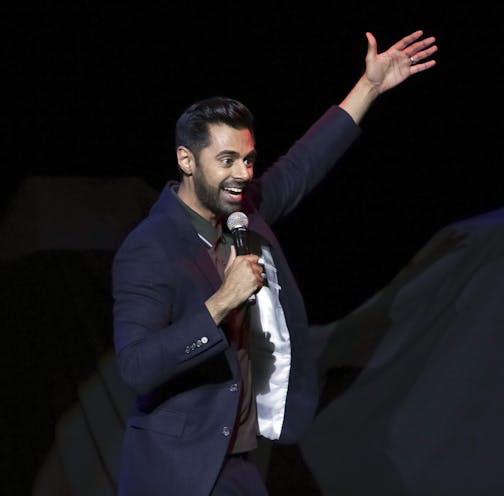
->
[[195, 164, 222, 188]]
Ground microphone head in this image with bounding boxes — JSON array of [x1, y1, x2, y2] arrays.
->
[[226, 211, 248, 231]]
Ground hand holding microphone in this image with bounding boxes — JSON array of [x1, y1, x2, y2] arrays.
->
[[226, 211, 262, 304]]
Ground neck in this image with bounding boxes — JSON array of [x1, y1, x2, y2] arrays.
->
[[177, 182, 220, 226]]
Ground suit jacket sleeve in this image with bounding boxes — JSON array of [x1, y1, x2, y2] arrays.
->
[[113, 228, 230, 396], [253, 105, 361, 224]]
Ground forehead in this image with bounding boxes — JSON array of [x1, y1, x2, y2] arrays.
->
[[206, 123, 255, 152]]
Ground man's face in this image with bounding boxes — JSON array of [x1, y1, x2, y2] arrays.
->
[[192, 123, 256, 220]]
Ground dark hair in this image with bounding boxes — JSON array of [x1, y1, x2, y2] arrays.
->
[[175, 96, 255, 157]]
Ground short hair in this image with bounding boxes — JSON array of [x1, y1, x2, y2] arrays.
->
[[175, 96, 255, 157]]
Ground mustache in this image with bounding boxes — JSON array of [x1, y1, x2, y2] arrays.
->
[[221, 180, 249, 189]]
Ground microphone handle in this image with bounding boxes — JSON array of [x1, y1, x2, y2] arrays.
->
[[231, 227, 256, 304], [231, 227, 249, 256]]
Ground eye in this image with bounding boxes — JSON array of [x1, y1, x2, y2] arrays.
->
[[221, 156, 234, 166], [244, 153, 257, 167]]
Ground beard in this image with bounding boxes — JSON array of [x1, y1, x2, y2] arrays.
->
[[192, 159, 247, 219]]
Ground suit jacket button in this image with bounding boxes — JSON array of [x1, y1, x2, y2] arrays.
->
[[222, 426, 230, 437], [229, 383, 238, 392], [201, 336, 208, 344]]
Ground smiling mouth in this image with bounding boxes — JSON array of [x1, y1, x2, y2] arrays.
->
[[221, 186, 245, 204], [223, 187, 244, 196]]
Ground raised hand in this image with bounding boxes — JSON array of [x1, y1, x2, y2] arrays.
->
[[365, 30, 438, 94], [340, 30, 438, 123]]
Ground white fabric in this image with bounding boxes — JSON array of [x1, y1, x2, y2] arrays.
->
[[252, 246, 291, 440]]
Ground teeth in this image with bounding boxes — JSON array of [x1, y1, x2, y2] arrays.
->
[[225, 187, 242, 193]]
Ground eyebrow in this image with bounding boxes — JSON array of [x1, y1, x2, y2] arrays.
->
[[215, 150, 240, 159], [215, 150, 257, 161]]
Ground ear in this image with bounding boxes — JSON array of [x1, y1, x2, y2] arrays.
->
[[177, 146, 194, 176]]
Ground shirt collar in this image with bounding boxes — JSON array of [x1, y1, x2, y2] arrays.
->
[[171, 186, 222, 247]]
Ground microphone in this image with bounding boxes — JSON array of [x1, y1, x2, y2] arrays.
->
[[226, 211, 256, 304], [226, 211, 250, 256]]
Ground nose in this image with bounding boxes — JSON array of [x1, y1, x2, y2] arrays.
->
[[232, 159, 252, 181]]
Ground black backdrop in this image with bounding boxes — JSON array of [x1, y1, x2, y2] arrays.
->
[[6, 2, 503, 322], [4, 2, 504, 494]]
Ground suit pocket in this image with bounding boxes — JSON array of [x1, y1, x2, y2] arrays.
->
[[127, 409, 186, 437]]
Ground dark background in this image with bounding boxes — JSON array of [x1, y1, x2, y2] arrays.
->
[[4, 2, 504, 494], [5, 2, 503, 321]]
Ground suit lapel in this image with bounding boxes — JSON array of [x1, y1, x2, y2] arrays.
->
[[152, 183, 223, 294]]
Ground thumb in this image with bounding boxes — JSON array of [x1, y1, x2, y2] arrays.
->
[[365, 31, 377, 60], [224, 245, 237, 272]]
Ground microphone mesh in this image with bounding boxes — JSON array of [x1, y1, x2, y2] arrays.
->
[[226, 211, 248, 231]]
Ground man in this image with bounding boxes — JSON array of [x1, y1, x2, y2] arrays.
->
[[112, 30, 437, 495]]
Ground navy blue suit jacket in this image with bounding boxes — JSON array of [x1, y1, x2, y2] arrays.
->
[[112, 106, 361, 495]]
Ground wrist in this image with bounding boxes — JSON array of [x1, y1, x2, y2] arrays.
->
[[205, 288, 234, 325], [339, 75, 379, 124]]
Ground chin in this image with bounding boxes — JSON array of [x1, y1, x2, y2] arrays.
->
[[221, 203, 242, 216]]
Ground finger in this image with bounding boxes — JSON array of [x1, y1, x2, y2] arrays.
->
[[408, 44, 438, 68], [406, 37, 437, 58], [410, 58, 437, 74], [412, 43, 438, 60], [255, 269, 265, 288], [392, 29, 424, 51]]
